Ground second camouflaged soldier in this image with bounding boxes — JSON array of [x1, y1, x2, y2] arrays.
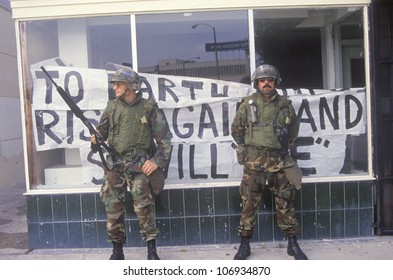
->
[[231, 64, 307, 260], [91, 64, 172, 260]]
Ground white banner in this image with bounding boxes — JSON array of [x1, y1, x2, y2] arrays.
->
[[30, 61, 367, 187]]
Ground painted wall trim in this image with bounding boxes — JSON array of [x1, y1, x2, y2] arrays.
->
[[10, 0, 372, 20]]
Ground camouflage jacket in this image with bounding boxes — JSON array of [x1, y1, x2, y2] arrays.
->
[[97, 92, 172, 169], [231, 90, 299, 152]]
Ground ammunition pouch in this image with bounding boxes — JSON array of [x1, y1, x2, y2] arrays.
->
[[149, 168, 165, 195], [275, 126, 289, 159], [283, 163, 302, 190]]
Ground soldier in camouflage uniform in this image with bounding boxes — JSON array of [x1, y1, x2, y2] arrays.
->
[[231, 64, 307, 260], [91, 64, 172, 260]]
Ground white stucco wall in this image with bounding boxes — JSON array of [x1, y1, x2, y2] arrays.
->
[[0, 4, 25, 187], [9, 0, 371, 20]]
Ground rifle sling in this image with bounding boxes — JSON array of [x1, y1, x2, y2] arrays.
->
[[97, 146, 112, 172]]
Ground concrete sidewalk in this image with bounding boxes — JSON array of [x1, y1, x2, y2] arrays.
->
[[1, 181, 393, 260], [1, 236, 393, 260]]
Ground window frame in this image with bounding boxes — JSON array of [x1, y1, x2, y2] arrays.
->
[[14, 3, 373, 193]]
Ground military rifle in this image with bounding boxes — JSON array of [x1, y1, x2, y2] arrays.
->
[[40, 66, 114, 171], [276, 126, 289, 160]]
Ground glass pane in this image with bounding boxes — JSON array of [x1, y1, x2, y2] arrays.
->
[[136, 11, 250, 83], [25, 16, 131, 69], [253, 7, 368, 177], [87, 17, 131, 69], [23, 16, 131, 189]]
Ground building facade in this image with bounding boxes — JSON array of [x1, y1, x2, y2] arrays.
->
[[0, 0, 24, 189], [9, 0, 393, 249]]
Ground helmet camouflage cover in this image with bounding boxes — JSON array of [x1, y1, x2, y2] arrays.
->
[[251, 64, 282, 88], [108, 63, 141, 91]]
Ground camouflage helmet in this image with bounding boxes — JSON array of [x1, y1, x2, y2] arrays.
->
[[109, 65, 141, 91], [251, 64, 281, 88]]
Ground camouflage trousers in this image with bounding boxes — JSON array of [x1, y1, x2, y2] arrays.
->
[[237, 168, 300, 238], [100, 170, 159, 244]]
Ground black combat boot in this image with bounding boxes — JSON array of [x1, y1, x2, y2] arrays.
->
[[147, 239, 160, 260], [109, 241, 125, 260], [234, 236, 251, 260], [287, 235, 308, 260]]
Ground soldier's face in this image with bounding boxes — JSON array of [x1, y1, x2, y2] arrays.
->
[[257, 77, 275, 95], [113, 81, 128, 98]]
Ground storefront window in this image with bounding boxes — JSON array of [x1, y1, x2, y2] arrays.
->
[[22, 16, 131, 189], [21, 6, 370, 191], [253, 7, 368, 177], [136, 11, 250, 83], [88, 17, 132, 70]]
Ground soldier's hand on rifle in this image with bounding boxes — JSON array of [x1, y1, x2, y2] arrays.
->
[[91, 134, 98, 144], [90, 134, 102, 153], [91, 133, 105, 144], [142, 160, 158, 176]]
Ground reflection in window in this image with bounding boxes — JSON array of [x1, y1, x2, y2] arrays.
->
[[254, 9, 323, 88], [23, 16, 132, 189], [87, 17, 131, 70], [136, 11, 250, 83], [253, 7, 364, 89], [253, 7, 367, 176]]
